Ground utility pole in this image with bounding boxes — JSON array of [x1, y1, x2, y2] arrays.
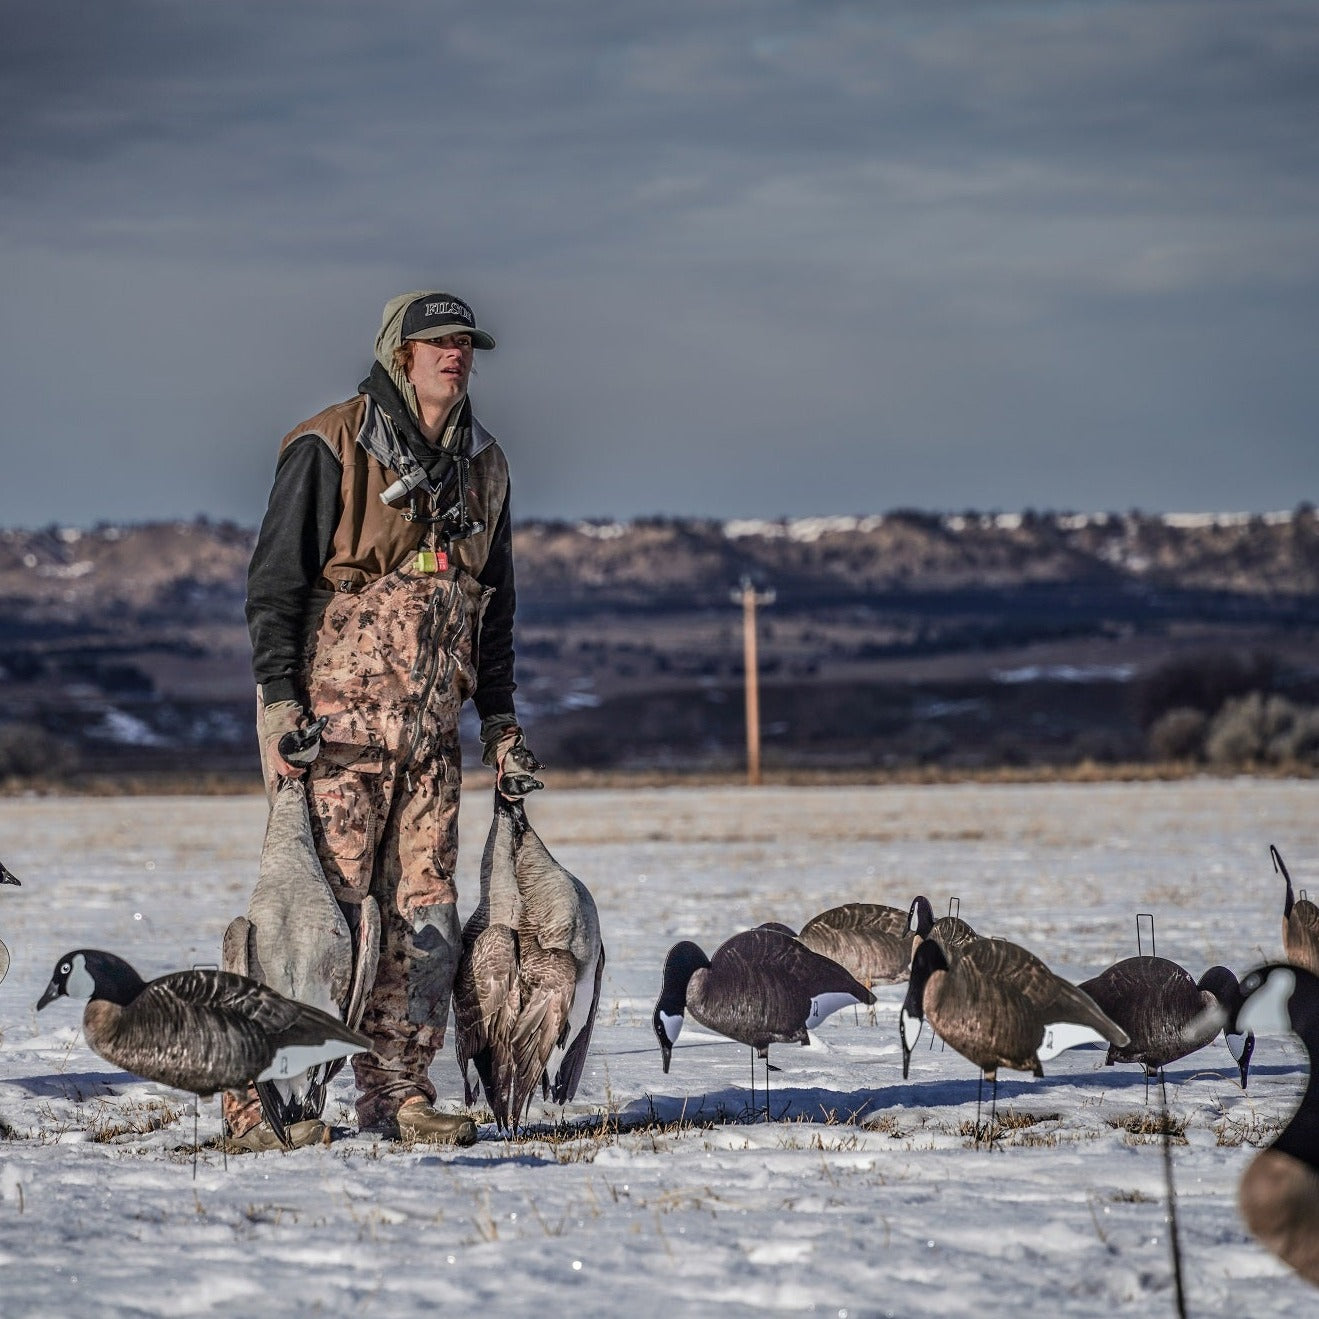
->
[[731, 575, 775, 785]]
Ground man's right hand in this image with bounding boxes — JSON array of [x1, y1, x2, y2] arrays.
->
[[260, 700, 317, 782]]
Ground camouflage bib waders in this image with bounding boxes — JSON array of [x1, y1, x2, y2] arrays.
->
[[305, 558, 489, 1128]]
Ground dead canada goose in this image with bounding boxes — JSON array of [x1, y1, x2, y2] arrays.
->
[[37, 949, 371, 1147], [1197, 962, 1319, 1288], [653, 926, 875, 1119], [454, 788, 604, 1134], [0, 858, 18, 987], [1079, 957, 1254, 1089], [907, 894, 978, 961], [795, 902, 915, 987], [901, 937, 1129, 1141], [222, 779, 380, 1129], [1273, 845, 1319, 977]]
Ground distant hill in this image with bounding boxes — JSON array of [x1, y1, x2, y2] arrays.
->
[[1, 508, 1317, 783]]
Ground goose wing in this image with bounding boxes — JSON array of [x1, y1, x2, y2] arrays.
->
[[799, 904, 913, 984], [544, 942, 606, 1107], [509, 938, 578, 1128], [454, 920, 522, 1129]]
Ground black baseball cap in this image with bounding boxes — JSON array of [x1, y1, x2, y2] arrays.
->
[[400, 293, 496, 349]]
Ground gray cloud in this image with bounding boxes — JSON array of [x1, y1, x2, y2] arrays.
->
[[1, 0, 1316, 527]]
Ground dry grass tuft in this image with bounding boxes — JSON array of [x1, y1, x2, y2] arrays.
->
[[1107, 1110, 1188, 1144]]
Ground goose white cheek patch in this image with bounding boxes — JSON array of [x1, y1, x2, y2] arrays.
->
[[1238, 969, 1296, 1036], [900, 1007, 923, 1052], [659, 1011, 684, 1045], [1225, 1030, 1249, 1062], [66, 954, 96, 1001], [805, 992, 865, 1030]]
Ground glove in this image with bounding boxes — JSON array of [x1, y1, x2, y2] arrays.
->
[[479, 714, 543, 798], [259, 699, 323, 783]]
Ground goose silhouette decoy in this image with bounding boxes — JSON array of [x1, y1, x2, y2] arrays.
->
[[0, 857, 17, 988], [901, 937, 1129, 1140], [37, 949, 371, 1148], [454, 779, 604, 1134], [907, 894, 977, 961], [794, 902, 916, 987], [653, 926, 875, 1119], [1273, 845, 1319, 977], [222, 779, 380, 1129], [1191, 963, 1319, 1288], [1079, 957, 1254, 1089]]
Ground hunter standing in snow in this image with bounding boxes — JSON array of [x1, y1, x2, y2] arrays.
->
[[231, 290, 535, 1149]]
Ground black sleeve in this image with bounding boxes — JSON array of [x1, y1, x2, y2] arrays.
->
[[245, 434, 342, 704], [473, 478, 517, 721]]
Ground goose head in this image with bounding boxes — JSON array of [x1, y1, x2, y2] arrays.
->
[[907, 895, 934, 939], [1197, 965, 1255, 1088], [0, 860, 19, 886], [900, 939, 948, 1079], [653, 940, 710, 1073], [37, 950, 145, 1010]]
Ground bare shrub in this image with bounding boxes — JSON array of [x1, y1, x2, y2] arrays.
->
[[0, 722, 80, 779], [1148, 706, 1208, 761]]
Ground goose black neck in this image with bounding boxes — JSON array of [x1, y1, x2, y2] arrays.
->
[[83, 950, 148, 1004]]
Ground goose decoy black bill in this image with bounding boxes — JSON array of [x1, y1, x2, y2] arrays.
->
[[454, 785, 604, 1134], [796, 903, 915, 986], [653, 926, 875, 1106], [907, 895, 977, 961], [901, 937, 1130, 1083], [37, 949, 372, 1146], [1197, 963, 1319, 1288], [1079, 957, 1254, 1088], [1273, 845, 1319, 978], [222, 779, 380, 1128]]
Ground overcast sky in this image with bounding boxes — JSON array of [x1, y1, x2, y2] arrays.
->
[[2, 0, 1316, 529]]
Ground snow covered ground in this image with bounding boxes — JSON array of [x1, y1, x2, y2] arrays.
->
[[0, 779, 1314, 1317]]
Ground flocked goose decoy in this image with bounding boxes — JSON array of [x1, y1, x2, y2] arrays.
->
[[454, 772, 605, 1134], [0, 858, 18, 988], [653, 925, 875, 1119], [1273, 845, 1319, 977], [795, 902, 916, 987], [901, 936, 1129, 1140], [907, 894, 978, 961], [37, 949, 371, 1147], [1079, 956, 1254, 1089], [222, 777, 380, 1130], [1190, 962, 1319, 1288]]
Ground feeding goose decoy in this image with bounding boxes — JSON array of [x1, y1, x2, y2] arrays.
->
[[1273, 845, 1319, 977], [222, 776, 381, 1130], [1191, 963, 1319, 1288], [1079, 957, 1254, 1089], [794, 902, 916, 987], [901, 937, 1129, 1141], [37, 949, 372, 1148], [653, 925, 875, 1120], [454, 769, 604, 1135], [907, 894, 978, 961]]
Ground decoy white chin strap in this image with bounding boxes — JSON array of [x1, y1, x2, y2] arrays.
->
[[66, 953, 96, 1001]]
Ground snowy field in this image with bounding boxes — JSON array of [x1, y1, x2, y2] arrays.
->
[[0, 778, 1315, 1317]]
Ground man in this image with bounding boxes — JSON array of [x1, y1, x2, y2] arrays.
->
[[232, 290, 535, 1149]]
